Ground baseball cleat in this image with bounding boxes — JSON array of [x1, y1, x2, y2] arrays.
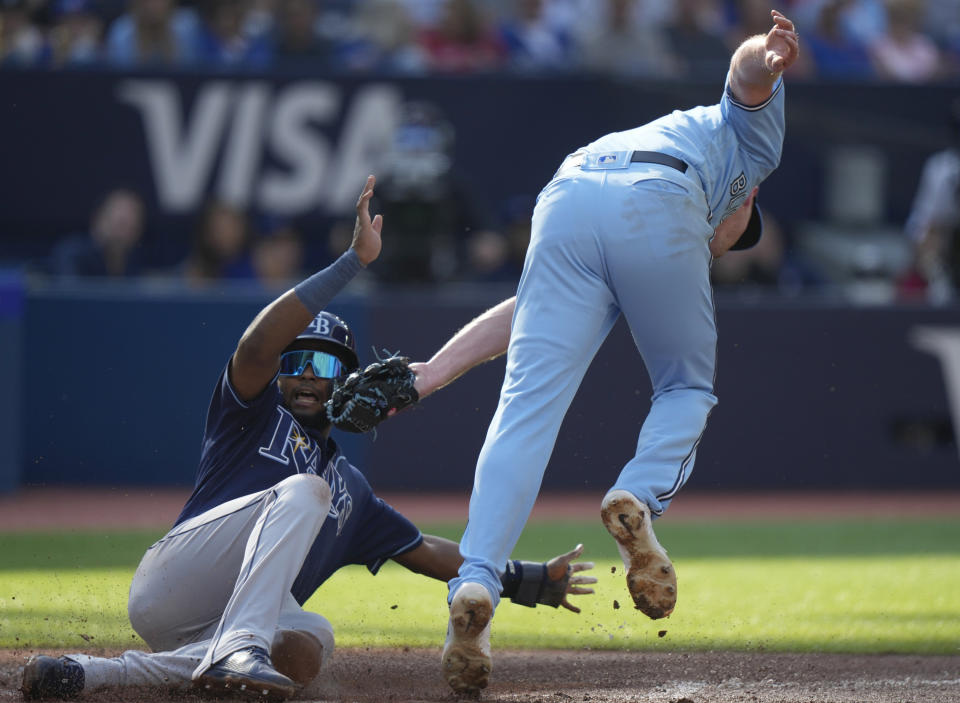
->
[[195, 646, 297, 699], [601, 489, 677, 619], [441, 582, 493, 695], [20, 655, 85, 700]]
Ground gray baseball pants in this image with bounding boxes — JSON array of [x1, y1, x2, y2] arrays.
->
[[67, 473, 335, 691]]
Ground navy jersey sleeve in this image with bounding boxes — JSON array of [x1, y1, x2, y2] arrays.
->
[[347, 493, 423, 574], [206, 359, 281, 434]]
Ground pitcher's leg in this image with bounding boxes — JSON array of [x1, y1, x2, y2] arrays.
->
[[613, 389, 716, 512], [451, 178, 619, 605], [603, 182, 718, 514], [594, 178, 716, 618]]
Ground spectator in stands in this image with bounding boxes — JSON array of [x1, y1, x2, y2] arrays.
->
[[268, 0, 337, 66], [496, 0, 573, 73], [394, 0, 445, 30], [193, 0, 271, 68], [1, 0, 50, 66], [802, 0, 876, 79], [900, 97, 960, 301], [463, 193, 533, 283], [242, 0, 276, 39], [251, 217, 306, 288], [181, 200, 254, 284], [48, 0, 102, 66], [920, 0, 960, 75], [870, 0, 942, 82], [339, 0, 428, 74], [46, 188, 146, 278], [665, 0, 732, 80], [575, 0, 679, 78], [464, 230, 514, 282], [373, 101, 487, 282], [104, 0, 200, 67], [418, 0, 505, 73]]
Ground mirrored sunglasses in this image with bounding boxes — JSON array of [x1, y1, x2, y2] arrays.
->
[[278, 350, 346, 378]]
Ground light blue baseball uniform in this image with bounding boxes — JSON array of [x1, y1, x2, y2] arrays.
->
[[451, 76, 786, 607]]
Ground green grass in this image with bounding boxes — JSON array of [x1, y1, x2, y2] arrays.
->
[[2, 520, 959, 654]]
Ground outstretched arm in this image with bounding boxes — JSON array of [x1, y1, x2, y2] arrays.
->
[[728, 10, 799, 105], [229, 176, 383, 401], [410, 296, 516, 399], [392, 535, 596, 613]]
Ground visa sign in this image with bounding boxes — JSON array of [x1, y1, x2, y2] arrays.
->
[[911, 325, 960, 462], [119, 80, 402, 216]]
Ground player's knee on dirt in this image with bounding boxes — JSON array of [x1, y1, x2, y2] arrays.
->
[[274, 473, 332, 512], [271, 629, 324, 687]]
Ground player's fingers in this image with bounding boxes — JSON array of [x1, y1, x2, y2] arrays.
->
[[775, 29, 799, 50], [771, 10, 794, 31], [570, 575, 598, 585], [563, 543, 584, 560], [358, 174, 375, 197], [372, 213, 383, 234], [356, 176, 376, 209], [571, 561, 595, 573], [560, 599, 581, 614], [567, 586, 595, 595]]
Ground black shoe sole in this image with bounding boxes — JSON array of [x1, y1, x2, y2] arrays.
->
[[195, 673, 296, 700]]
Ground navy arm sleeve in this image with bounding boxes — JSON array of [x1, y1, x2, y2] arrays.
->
[[348, 493, 423, 574]]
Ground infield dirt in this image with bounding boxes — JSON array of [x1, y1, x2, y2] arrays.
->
[[2, 489, 959, 701], [2, 647, 959, 702]]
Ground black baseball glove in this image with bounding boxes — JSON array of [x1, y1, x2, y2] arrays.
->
[[325, 355, 419, 433]]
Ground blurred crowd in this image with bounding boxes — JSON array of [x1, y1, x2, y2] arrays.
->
[[9, 0, 960, 301], [35, 184, 529, 290], [31, 97, 532, 290], [23, 91, 960, 302], [1, 0, 959, 82]]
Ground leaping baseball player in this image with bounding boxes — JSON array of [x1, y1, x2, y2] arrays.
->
[[407, 10, 800, 694], [20, 176, 596, 701]]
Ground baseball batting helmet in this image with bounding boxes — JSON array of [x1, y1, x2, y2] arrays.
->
[[285, 312, 359, 372]]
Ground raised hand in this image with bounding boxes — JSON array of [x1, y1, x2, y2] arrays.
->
[[351, 175, 383, 266], [766, 10, 800, 74], [546, 543, 598, 614]]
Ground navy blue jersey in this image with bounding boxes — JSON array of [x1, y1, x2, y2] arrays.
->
[[176, 361, 423, 604]]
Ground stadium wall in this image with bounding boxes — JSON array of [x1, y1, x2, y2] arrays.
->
[[0, 71, 955, 262], [10, 284, 959, 491]]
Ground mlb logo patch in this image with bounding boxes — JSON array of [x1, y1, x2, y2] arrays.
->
[[581, 151, 630, 170]]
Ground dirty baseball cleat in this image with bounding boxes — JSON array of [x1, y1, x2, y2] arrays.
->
[[20, 655, 85, 700], [601, 489, 676, 619], [195, 645, 297, 699], [442, 582, 493, 695]]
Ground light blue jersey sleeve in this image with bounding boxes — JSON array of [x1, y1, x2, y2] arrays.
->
[[720, 74, 785, 180]]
